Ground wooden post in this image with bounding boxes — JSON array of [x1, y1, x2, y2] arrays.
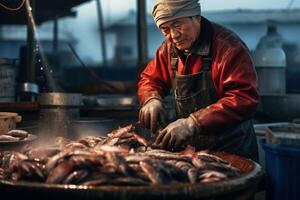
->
[[96, 0, 107, 66], [137, 0, 148, 74]]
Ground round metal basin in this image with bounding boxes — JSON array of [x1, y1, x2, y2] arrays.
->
[[0, 152, 264, 200], [68, 118, 119, 139], [38, 93, 82, 106], [82, 95, 138, 108]]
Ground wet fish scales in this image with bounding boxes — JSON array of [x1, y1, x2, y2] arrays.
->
[[139, 161, 167, 184], [105, 152, 131, 176], [0, 135, 20, 142], [187, 168, 198, 184], [6, 129, 28, 139], [107, 124, 134, 138], [63, 169, 89, 184], [46, 160, 75, 184], [26, 147, 60, 162]]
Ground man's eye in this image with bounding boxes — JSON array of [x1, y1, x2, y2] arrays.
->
[[173, 22, 181, 27], [162, 29, 169, 34], [174, 24, 182, 29]]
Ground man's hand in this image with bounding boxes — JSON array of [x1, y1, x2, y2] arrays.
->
[[154, 116, 199, 151], [139, 98, 165, 133]]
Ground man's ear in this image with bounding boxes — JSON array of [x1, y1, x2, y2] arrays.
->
[[191, 16, 201, 24], [196, 16, 201, 24]]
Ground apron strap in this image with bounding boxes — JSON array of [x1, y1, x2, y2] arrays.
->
[[170, 47, 178, 79], [202, 57, 212, 71], [170, 46, 179, 91], [170, 46, 213, 77]]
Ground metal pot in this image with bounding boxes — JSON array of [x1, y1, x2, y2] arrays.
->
[[68, 118, 119, 139], [82, 95, 138, 108], [38, 93, 82, 138], [0, 112, 22, 134]]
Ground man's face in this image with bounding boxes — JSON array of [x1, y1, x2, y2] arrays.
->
[[159, 16, 201, 50]]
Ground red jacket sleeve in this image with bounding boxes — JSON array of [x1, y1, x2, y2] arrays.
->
[[192, 36, 259, 131], [138, 41, 172, 105]]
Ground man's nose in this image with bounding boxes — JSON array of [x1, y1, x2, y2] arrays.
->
[[170, 28, 180, 39]]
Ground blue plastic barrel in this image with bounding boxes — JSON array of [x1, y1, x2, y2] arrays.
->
[[260, 139, 300, 200]]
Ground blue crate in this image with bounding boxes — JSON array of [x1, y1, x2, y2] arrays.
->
[[260, 139, 300, 200]]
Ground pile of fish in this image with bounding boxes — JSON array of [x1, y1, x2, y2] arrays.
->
[[0, 130, 29, 142], [0, 124, 241, 186]]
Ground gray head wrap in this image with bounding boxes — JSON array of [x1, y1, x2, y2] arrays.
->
[[152, 0, 201, 27]]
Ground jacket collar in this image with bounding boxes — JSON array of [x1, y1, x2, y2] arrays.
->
[[189, 17, 213, 57]]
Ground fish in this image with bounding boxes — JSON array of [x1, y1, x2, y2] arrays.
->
[[46, 160, 75, 184], [139, 160, 166, 184], [187, 167, 198, 184], [0, 124, 243, 186], [63, 169, 89, 184], [145, 150, 191, 162], [25, 147, 61, 162], [0, 135, 20, 142], [198, 170, 228, 183], [105, 152, 131, 176], [5, 129, 29, 140], [106, 124, 134, 138]]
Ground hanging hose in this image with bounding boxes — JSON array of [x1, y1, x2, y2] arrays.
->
[[0, 0, 25, 12]]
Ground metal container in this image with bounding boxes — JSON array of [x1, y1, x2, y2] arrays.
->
[[82, 95, 138, 108], [17, 82, 39, 102], [38, 93, 82, 139], [82, 95, 176, 122], [68, 118, 119, 139], [0, 152, 264, 200], [252, 21, 286, 95], [255, 67, 286, 94], [0, 112, 22, 134], [0, 58, 16, 102], [39, 93, 82, 106]]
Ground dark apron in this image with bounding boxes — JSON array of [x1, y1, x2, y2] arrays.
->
[[170, 47, 258, 162]]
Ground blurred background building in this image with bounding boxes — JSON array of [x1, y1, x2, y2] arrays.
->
[[0, 0, 300, 121]]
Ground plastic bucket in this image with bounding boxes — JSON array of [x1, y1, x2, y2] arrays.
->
[[260, 139, 300, 200]]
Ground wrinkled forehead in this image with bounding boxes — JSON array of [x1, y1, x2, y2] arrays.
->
[[159, 17, 189, 29]]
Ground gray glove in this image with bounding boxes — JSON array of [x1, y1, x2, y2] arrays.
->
[[154, 115, 199, 151], [139, 98, 165, 133]]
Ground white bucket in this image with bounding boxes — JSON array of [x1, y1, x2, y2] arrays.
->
[[0, 58, 16, 102]]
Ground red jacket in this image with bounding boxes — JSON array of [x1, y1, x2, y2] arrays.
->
[[138, 19, 259, 132]]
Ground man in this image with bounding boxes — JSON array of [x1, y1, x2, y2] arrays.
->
[[138, 0, 259, 161]]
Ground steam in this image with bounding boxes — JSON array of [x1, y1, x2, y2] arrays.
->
[[25, 0, 61, 92]]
